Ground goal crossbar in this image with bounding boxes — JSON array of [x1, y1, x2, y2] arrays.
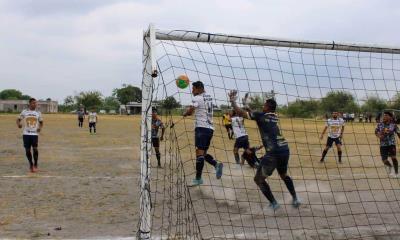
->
[[156, 29, 400, 54]]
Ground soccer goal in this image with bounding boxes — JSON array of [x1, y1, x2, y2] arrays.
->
[[138, 24, 400, 239]]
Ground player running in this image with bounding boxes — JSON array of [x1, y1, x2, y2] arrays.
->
[[319, 112, 345, 163], [375, 111, 400, 178], [152, 110, 165, 168], [183, 81, 224, 186], [16, 98, 43, 173], [229, 90, 300, 210]]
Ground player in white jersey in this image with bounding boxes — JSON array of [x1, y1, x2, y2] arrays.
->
[[320, 112, 345, 163], [16, 98, 43, 173], [231, 110, 251, 165], [183, 81, 223, 186], [88, 109, 98, 134]]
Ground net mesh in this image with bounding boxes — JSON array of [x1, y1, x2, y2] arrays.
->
[[140, 31, 400, 240]]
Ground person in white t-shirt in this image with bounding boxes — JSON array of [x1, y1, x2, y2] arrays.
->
[[88, 109, 98, 134], [231, 110, 251, 165], [320, 112, 345, 163], [16, 98, 43, 173], [183, 81, 223, 186]]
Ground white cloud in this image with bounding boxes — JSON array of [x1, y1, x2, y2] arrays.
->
[[0, 0, 399, 101]]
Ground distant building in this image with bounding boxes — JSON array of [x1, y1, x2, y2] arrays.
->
[[0, 99, 58, 113], [120, 102, 159, 115]]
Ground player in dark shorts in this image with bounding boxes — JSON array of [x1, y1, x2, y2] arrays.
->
[[77, 108, 85, 127], [183, 81, 223, 186], [152, 110, 165, 167], [17, 98, 44, 173], [375, 111, 400, 178], [229, 90, 300, 210], [320, 112, 345, 163]]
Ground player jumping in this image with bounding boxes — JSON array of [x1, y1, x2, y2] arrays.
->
[[320, 112, 345, 163]]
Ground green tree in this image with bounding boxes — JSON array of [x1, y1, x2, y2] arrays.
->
[[248, 94, 264, 111], [160, 96, 181, 110], [321, 91, 359, 113], [361, 96, 388, 113], [102, 96, 120, 112], [0, 89, 24, 100], [21, 95, 31, 100], [285, 99, 320, 118], [390, 93, 400, 110], [75, 91, 103, 110], [113, 84, 142, 107]]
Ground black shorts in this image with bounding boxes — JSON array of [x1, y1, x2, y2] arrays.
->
[[195, 127, 213, 151], [225, 124, 232, 131], [89, 122, 96, 128], [23, 135, 38, 149], [78, 117, 84, 122], [380, 145, 396, 160], [257, 149, 290, 176], [152, 138, 160, 148], [234, 135, 250, 149], [326, 137, 342, 147]]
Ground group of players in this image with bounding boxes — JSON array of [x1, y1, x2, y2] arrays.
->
[[150, 81, 400, 210], [16, 83, 400, 209]]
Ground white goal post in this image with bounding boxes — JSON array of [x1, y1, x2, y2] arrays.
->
[[138, 24, 400, 239]]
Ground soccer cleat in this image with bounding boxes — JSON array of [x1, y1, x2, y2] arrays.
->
[[292, 198, 301, 208], [29, 167, 34, 173], [32, 166, 38, 173], [192, 178, 203, 186], [215, 162, 224, 179], [269, 201, 280, 210]]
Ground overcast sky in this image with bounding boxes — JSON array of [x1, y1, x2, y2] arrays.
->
[[0, 0, 399, 102]]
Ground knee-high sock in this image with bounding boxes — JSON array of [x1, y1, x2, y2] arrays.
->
[[156, 153, 161, 166], [283, 176, 297, 198], [392, 158, 399, 174], [384, 160, 393, 167], [205, 154, 217, 166], [33, 149, 39, 167], [234, 153, 240, 164], [338, 150, 342, 162], [25, 149, 33, 167], [196, 156, 205, 179], [321, 149, 328, 161], [257, 180, 276, 204]]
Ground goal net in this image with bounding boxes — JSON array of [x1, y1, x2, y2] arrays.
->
[[138, 25, 400, 239]]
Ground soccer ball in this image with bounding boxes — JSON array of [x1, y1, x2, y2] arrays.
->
[[176, 75, 190, 89]]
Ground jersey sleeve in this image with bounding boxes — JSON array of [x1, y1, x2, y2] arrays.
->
[[18, 110, 25, 120], [375, 124, 380, 134], [249, 111, 264, 121]]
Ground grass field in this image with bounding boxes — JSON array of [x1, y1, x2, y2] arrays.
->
[[1, 114, 400, 239], [0, 114, 140, 239]]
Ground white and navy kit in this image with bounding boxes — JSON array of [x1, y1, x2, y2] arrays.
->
[[231, 116, 249, 149], [19, 109, 43, 149], [193, 93, 214, 150], [326, 118, 345, 147]]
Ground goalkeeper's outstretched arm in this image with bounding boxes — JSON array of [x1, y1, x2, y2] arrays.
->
[[229, 90, 251, 119]]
